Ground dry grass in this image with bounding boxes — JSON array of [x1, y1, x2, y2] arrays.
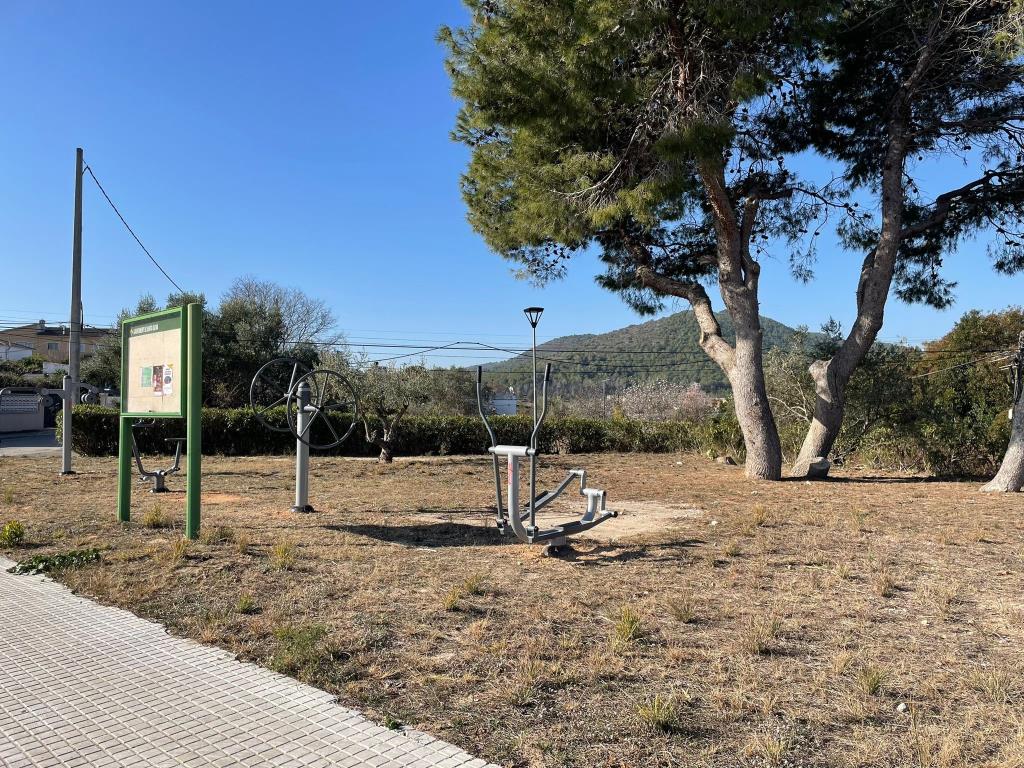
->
[[3, 452, 1024, 767]]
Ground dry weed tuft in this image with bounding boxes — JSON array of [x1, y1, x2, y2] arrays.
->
[[857, 663, 887, 696], [166, 538, 189, 566], [874, 568, 897, 598], [739, 612, 781, 655], [747, 503, 770, 530], [200, 525, 234, 545], [969, 667, 1015, 705], [142, 508, 172, 530], [666, 591, 697, 624], [742, 731, 788, 766], [637, 691, 689, 733]]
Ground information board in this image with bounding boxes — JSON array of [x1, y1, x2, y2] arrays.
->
[[121, 307, 187, 418]]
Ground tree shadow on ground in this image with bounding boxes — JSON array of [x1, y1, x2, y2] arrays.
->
[[562, 538, 706, 566], [798, 475, 955, 484]]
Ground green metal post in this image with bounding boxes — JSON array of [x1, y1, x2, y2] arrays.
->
[[117, 416, 132, 522], [185, 303, 202, 539], [116, 318, 131, 523]]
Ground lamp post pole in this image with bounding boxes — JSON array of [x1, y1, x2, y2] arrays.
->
[[523, 307, 544, 449]]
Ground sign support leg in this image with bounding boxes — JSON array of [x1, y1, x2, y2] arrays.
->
[[117, 415, 132, 523], [185, 303, 202, 540]]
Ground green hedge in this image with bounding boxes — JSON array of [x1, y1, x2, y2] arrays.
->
[[58, 405, 742, 458]]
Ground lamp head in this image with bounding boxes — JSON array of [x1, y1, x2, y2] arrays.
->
[[523, 306, 544, 328]]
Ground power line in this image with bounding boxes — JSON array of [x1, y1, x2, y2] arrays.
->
[[82, 163, 188, 296], [909, 351, 1013, 379]]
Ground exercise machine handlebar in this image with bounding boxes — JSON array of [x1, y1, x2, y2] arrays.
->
[[529, 363, 551, 451], [475, 366, 497, 449]]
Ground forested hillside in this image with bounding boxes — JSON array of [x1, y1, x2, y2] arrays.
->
[[483, 310, 801, 396]]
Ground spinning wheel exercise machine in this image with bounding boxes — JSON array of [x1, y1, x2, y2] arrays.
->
[[476, 307, 617, 555], [249, 358, 360, 512]]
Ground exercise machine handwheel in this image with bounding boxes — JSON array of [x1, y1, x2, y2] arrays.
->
[[249, 358, 312, 433], [285, 368, 360, 451]]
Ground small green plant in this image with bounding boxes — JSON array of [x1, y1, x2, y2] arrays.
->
[[857, 663, 887, 696], [271, 540, 296, 571], [382, 713, 403, 730], [637, 692, 685, 733], [142, 508, 171, 530], [269, 624, 337, 682], [612, 605, 644, 651], [235, 594, 259, 615], [667, 592, 697, 624], [2, 486, 14, 505], [0, 520, 26, 547], [11, 548, 100, 575]]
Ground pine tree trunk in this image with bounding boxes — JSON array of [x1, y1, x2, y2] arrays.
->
[[791, 359, 847, 475], [730, 333, 783, 480], [984, 342, 1024, 492], [983, 408, 1024, 492]]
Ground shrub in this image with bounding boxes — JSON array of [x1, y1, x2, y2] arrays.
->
[[11, 548, 100, 574], [60, 405, 727, 458], [0, 520, 26, 547]]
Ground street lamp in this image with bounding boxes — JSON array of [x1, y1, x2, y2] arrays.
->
[[523, 307, 544, 446]]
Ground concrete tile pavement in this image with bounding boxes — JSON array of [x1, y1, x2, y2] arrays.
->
[[0, 557, 499, 768]]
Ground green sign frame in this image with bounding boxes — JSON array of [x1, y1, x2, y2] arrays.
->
[[120, 307, 188, 418], [117, 303, 203, 539]]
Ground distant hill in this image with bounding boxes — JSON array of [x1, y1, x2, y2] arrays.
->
[[482, 310, 801, 396]]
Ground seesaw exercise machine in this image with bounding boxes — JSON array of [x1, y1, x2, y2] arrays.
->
[[476, 307, 617, 555]]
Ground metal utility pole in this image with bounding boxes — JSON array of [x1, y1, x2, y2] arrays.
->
[[62, 147, 84, 475]]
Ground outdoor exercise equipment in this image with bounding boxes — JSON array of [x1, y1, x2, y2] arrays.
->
[[249, 358, 360, 512], [475, 307, 617, 555], [130, 420, 185, 493], [116, 304, 202, 539]]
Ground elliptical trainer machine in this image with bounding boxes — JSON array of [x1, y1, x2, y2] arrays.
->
[[475, 307, 617, 555]]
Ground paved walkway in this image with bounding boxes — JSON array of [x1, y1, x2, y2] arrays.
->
[[0, 558, 497, 768]]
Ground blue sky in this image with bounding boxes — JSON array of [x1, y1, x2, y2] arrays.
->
[[1, 1, 1020, 364]]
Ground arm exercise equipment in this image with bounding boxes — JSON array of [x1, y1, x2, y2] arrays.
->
[[476, 363, 617, 555], [129, 419, 185, 493], [249, 358, 360, 512]]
